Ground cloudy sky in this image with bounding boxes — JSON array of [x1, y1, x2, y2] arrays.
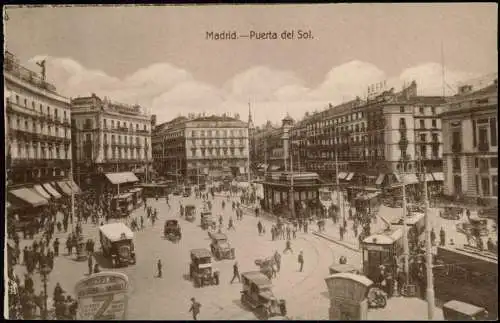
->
[[4, 4, 497, 125]]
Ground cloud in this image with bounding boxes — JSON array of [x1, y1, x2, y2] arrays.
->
[[25, 56, 485, 126]]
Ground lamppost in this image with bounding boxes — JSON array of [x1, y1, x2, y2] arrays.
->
[[40, 264, 52, 320]]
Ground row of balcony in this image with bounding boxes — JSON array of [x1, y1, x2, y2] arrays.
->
[[190, 142, 246, 148], [7, 102, 71, 126], [9, 158, 71, 168], [77, 158, 148, 164], [8, 128, 71, 145], [187, 155, 247, 160], [81, 125, 150, 135], [82, 141, 149, 149]]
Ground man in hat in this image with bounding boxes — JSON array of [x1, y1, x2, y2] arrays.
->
[[230, 261, 240, 283], [157, 259, 163, 278], [298, 250, 304, 272], [189, 297, 201, 320]]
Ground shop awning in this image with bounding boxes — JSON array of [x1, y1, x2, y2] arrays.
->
[[345, 172, 355, 181], [432, 172, 444, 181], [338, 172, 348, 179], [402, 174, 419, 185], [375, 174, 385, 185], [42, 183, 61, 199], [425, 173, 434, 182], [9, 188, 48, 207], [57, 181, 73, 196], [66, 180, 81, 194], [105, 172, 139, 185], [33, 185, 51, 199]]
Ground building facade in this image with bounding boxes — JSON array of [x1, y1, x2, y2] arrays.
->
[[297, 81, 445, 191], [5, 51, 72, 186], [153, 115, 250, 183], [441, 80, 498, 205], [70, 94, 152, 186]]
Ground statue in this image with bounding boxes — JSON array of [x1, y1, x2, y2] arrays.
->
[[36, 60, 46, 81]]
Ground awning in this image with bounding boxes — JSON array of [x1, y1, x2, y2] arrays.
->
[[345, 172, 355, 181], [393, 173, 402, 183], [33, 185, 51, 199], [57, 181, 73, 196], [375, 174, 385, 185], [105, 172, 139, 185], [338, 172, 348, 179], [425, 173, 434, 182], [269, 165, 280, 171], [66, 180, 82, 194], [9, 188, 48, 207], [432, 172, 444, 181], [402, 174, 419, 185], [42, 183, 62, 199]]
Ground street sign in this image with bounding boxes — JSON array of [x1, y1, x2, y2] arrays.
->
[[74, 272, 129, 320]]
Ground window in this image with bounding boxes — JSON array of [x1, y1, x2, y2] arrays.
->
[[400, 106, 405, 113], [192, 131, 196, 137], [475, 158, 479, 168], [400, 118, 406, 128], [452, 157, 461, 172], [419, 107, 424, 114], [478, 127, 489, 146], [452, 131, 461, 149], [493, 175, 498, 197], [431, 107, 436, 114], [490, 118, 497, 146], [481, 177, 490, 196], [419, 120, 425, 129], [472, 119, 477, 147], [111, 120, 115, 128], [15, 95, 19, 104], [490, 157, 498, 168], [420, 134, 426, 142], [432, 119, 437, 128], [479, 159, 489, 172], [420, 145, 427, 158]]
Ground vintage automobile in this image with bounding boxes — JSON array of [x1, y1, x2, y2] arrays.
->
[[164, 219, 181, 241], [189, 248, 218, 288], [442, 300, 489, 321], [456, 217, 489, 237], [255, 257, 276, 280], [240, 271, 287, 319], [99, 223, 136, 267], [185, 205, 196, 222], [201, 211, 217, 230], [209, 233, 235, 260], [440, 207, 462, 220]]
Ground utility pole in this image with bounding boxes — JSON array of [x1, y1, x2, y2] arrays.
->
[[335, 152, 343, 222], [424, 167, 435, 319], [401, 180, 410, 284], [247, 134, 251, 184]]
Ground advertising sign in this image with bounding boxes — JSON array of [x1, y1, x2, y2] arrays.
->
[[74, 272, 129, 320]]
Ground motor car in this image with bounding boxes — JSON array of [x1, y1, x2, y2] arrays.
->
[[200, 211, 216, 230], [443, 300, 488, 321], [189, 248, 218, 288], [164, 219, 181, 241], [185, 205, 196, 222], [209, 233, 235, 260], [99, 223, 136, 267], [240, 271, 286, 319]]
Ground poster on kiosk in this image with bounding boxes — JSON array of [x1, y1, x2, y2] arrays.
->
[[74, 272, 129, 320]]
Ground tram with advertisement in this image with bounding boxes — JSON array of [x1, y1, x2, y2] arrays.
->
[[361, 212, 426, 282]]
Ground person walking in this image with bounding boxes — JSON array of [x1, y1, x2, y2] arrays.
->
[[53, 238, 60, 257], [87, 255, 93, 275], [257, 221, 263, 235], [274, 251, 281, 272], [157, 259, 162, 278], [189, 297, 201, 320], [230, 261, 240, 284], [439, 227, 446, 246], [298, 250, 304, 272], [430, 228, 436, 246]]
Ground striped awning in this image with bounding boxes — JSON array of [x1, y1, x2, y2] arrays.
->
[[57, 181, 73, 195], [345, 172, 355, 181], [402, 174, 419, 185], [338, 172, 348, 179], [42, 183, 61, 199], [66, 180, 82, 194], [432, 172, 444, 181], [33, 185, 51, 199], [9, 188, 48, 207], [105, 172, 139, 185], [425, 173, 434, 182]]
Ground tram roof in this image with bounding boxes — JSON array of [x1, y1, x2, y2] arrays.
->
[[363, 227, 403, 245], [325, 273, 373, 287]]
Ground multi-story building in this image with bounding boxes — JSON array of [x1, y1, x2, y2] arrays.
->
[[441, 79, 498, 205], [301, 81, 446, 192], [70, 94, 152, 186], [290, 117, 308, 172], [152, 114, 249, 182], [5, 51, 72, 187]]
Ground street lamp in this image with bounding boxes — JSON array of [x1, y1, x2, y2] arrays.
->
[[39, 264, 52, 320]]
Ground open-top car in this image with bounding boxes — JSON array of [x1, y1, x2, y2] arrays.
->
[[189, 248, 218, 288], [164, 219, 181, 241], [185, 205, 196, 222], [201, 211, 216, 230], [210, 233, 235, 260], [240, 271, 286, 319]]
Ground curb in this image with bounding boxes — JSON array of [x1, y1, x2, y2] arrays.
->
[[312, 231, 361, 253]]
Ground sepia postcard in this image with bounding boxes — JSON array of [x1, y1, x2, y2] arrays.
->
[[3, 3, 498, 320]]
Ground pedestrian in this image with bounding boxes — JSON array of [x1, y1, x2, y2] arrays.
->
[[189, 297, 201, 320], [286, 226, 291, 240], [66, 238, 72, 255], [140, 216, 144, 230], [339, 226, 344, 240], [274, 251, 281, 272], [439, 227, 446, 246], [157, 259, 162, 278], [257, 221, 263, 235], [228, 217, 235, 230], [283, 239, 293, 254], [430, 228, 436, 246], [88, 255, 93, 275], [93, 264, 100, 274], [230, 261, 240, 283], [298, 250, 304, 272]]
